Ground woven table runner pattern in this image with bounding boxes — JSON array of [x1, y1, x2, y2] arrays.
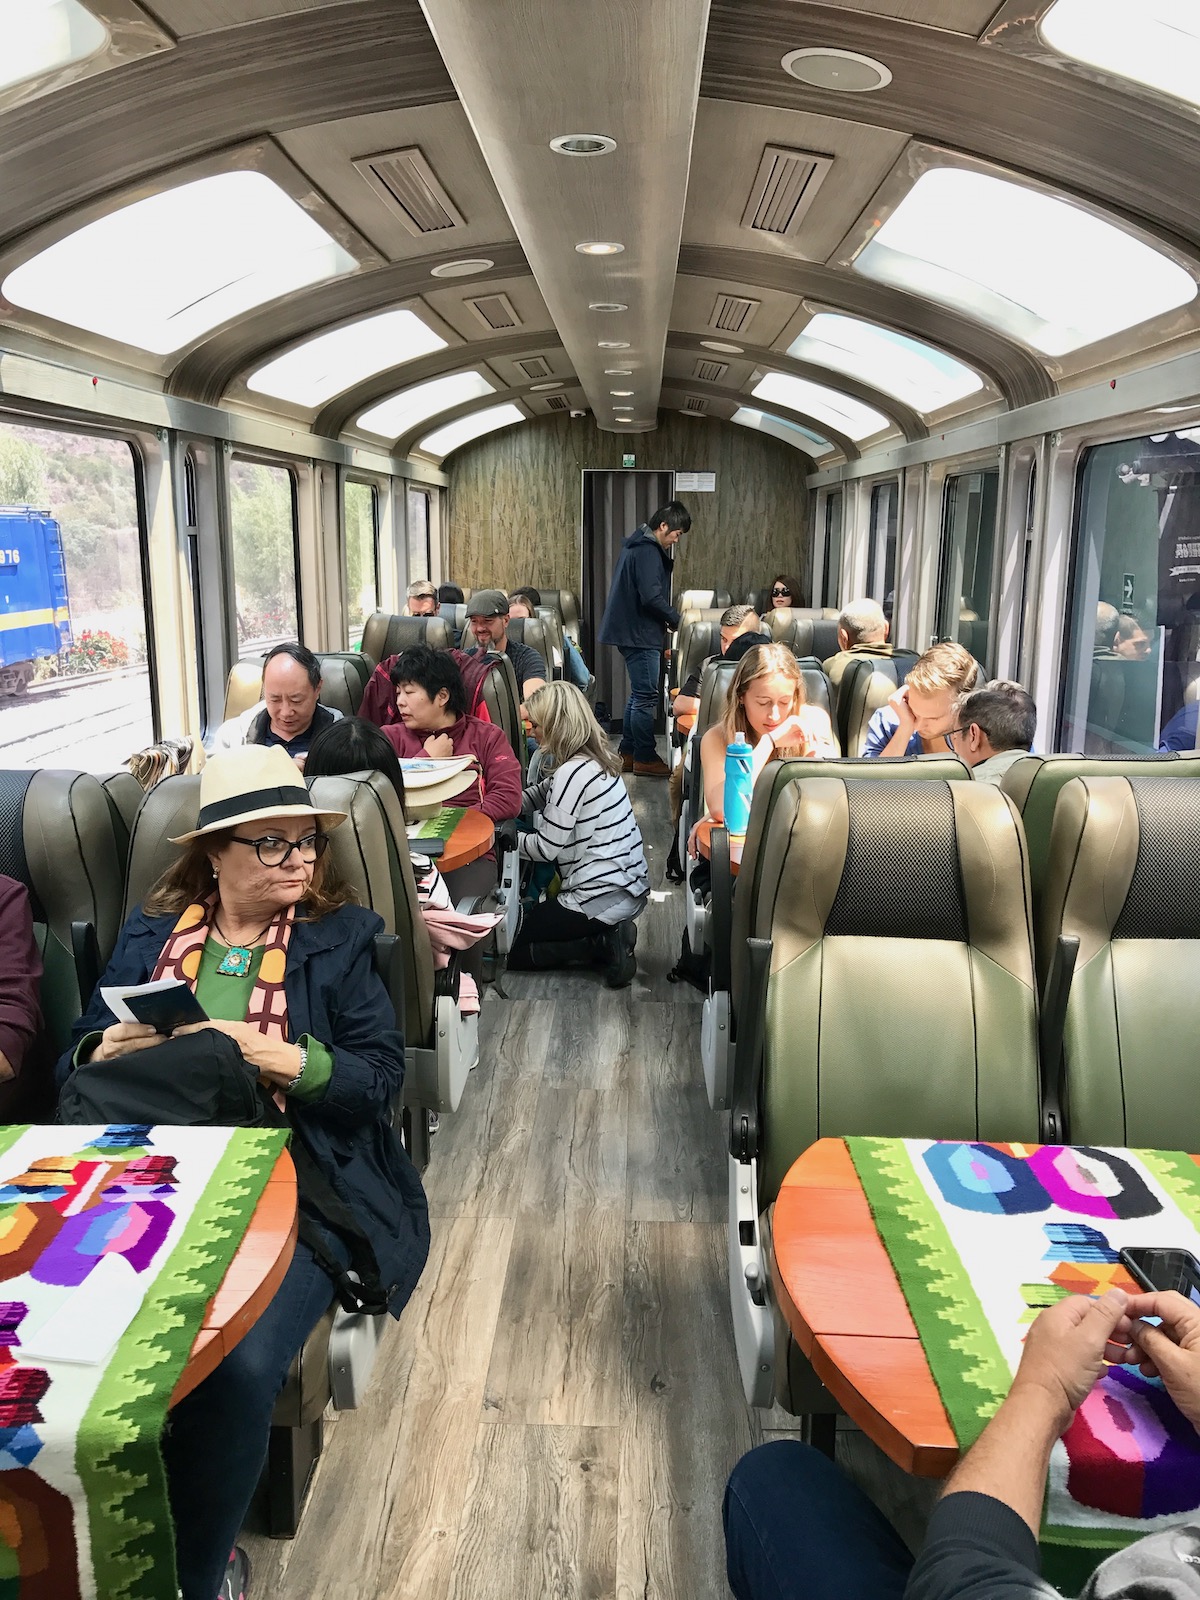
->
[[0, 1122, 287, 1600], [413, 807, 466, 842], [846, 1138, 1200, 1553]]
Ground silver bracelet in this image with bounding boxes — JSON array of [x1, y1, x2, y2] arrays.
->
[[290, 1042, 307, 1090]]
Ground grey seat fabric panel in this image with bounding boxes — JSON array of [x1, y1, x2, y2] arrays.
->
[[439, 603, 466, 639], [506, 618, 552, 679], [316, 657, 364, 717], [99, 770, 144, 856], [790, 618, 840, 662], [538, 589, 581, 644], [361, 612, 453, 660], [533, 608, 566, 674], [479, 652, 527, 770], [319, 651, 373, 692], [124, 774, 203, 918], [752, 777, 1038, 1203], [676, 621, 721, 693]]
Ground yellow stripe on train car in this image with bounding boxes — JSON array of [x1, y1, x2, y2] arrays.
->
[[0, 607, 70, 630]]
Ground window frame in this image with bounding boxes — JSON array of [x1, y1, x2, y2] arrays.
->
[[342, 475, 380, 647], [936, 465, 1002, 671], [227, 451, 304, 657]]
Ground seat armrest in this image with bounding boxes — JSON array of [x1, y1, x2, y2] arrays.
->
[[372, 933, 406, 1040], [729, 937, 772, 1164], [1038, 934, 1079, 1142], [71, 920, 101, 1011], [710, 828, 733, 993], [494, 818, 518, 853]]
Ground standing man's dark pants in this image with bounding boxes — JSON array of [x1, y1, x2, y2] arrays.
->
[[618, 645, 662, 763]]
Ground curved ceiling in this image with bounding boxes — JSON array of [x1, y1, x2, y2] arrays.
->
[[3, 0, 1200, 462]]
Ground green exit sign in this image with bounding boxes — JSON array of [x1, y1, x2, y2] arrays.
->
[[622, 453, 635, 468]]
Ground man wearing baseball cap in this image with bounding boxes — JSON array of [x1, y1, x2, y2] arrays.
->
[[462, 589, 547, 713]]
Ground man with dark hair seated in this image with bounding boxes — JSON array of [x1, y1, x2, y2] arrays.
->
[[213, 642, 341, 764], [0, 874, 42, 1101], [948, 680, 1036, 784]]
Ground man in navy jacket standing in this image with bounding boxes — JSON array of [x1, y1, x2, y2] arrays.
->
[[598, 500, 691, 778]]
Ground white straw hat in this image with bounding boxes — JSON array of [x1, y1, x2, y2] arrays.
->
[[169, 746, 347, 843]]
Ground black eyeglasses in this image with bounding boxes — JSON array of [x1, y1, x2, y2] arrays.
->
[[771, 586, 791, 598], [229, 833, 328, 867]]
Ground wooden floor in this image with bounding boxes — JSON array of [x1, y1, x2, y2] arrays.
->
[[244, 773, 930, 1598]]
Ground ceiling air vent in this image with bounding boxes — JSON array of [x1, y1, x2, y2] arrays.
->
[[683, 396, 708, 414], [741, 144, 833, 238], [466, 293, 521, 331], [710, 293, 760, 335], [353, 146, 465, 236], [517, 356, 553, 380], [545, 394, 570, 411], [693, 359, 728, 383]]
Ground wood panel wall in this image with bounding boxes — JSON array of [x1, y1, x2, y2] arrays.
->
[[444, 411, 812, 603]]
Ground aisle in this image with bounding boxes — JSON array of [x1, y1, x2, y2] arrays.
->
[[242, 772, 793, 1598]]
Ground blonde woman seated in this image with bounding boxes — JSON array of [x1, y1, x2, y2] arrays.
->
[[690, 642, 840, 854], [508, 682, 649, 988]]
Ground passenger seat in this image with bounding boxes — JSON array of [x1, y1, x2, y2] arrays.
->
[[837, 651, 921, 756], [538, 588, 581, 645], [1038, 775, 1200, 1148], [506, 616, 554, 681], [220, 653, 368, 724], [678, 587, 731, 611], [360, 611, 453, 661], [727, 776, 1039, 1408]]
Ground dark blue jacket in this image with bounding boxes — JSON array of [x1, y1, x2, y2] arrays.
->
[[57, 902, 430, 1316], [598, 525, 681, 649]]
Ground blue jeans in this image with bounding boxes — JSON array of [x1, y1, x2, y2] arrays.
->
[[724, 1441, 914, 1600], [619, 645, 662, 762], [162, 1240, 337, 1600], [563, 638, 591, 691]]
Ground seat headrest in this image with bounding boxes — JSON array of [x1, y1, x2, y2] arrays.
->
[[0, 770, 126, 957], [362, 611, 453, 660], [1114, 778, 1200, 938], [124, 774, 202, 918]]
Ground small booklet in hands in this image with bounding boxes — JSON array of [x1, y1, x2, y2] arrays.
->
[[101, 980, 209, 1035]]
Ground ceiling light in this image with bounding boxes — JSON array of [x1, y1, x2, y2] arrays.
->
[[248, 308, 446, 408], [576, 241, 624, 256], [1040, 0, 1200, 111], [781, 47, 892, 92], [598, 340, 629, 349], [590, 301, 628, 312], [610, 389, 634, 396], [550, 134, 617, 157], [604, 368, 632, 375], [529, 380, 564, 391], [1, 0, 107, 96], [701, 339, 743, 354], [429, 257, 494, 278]]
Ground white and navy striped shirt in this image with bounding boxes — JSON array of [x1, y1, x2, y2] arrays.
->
[[519, 756, 649, 923]]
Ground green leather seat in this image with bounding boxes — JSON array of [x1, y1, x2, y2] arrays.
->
[[506, 616, 554, 681], [537, 587, 581, 645], [726, 774, 1038, 1409], [1039, 775, 1200, 1148], [789, 617, 841, 661], [222, 652, 368, 722], [837, 651, 921, 757], [360, 610, 453, 662], [679, 587, 731, 611], [1000, 752, 1200, 916], [477, 650, 526, 773]]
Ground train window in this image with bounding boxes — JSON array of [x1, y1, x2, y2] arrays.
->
[[853, 166, 1196, 356], [358, 371, 496, 442], [787, 314, 983, 414], [938, 469, 999, 669], [730, 407, 834, 457], [419, 404, 525, 460], [867, 482, 899, 619], [1041, 1, 1200, 112], [750, 372, 890, 442], [228, 459, 300, 651], [1060, 431, 1200, 754], [2, 1, 107, 94], [2, 172, 357, 355], [407, 488, 431, 583], [344, 481, 378, 646], [247, 310, 446, 409], [0, 420, 153, 770], [821, 491, 844, 609]]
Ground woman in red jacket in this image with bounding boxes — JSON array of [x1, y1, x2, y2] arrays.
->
[[381, 644, 521, 901]]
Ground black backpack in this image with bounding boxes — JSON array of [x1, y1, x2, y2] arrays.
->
[[58, 1031, 392, 1314]]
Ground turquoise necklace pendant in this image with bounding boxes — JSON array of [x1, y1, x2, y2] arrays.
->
[[215, 943, 254, 978]]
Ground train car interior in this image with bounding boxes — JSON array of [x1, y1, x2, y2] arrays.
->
[[5, 2, 1200, 1598]]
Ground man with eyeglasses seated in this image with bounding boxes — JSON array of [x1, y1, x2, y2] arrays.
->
[[213, 642, 342, 769], [946, 680, 1036, 784]]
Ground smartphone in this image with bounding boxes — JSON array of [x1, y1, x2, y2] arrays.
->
[[1119, 1247, 1200, 1307]]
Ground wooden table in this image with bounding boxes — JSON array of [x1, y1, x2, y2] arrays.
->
[[171, 1147, 298, 1405], [694, 817, 744, 873], [771, 1137, 958, 1477], [437, 807, 495, 874]]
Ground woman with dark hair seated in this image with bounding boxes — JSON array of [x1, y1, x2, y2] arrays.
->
[[437, 583, 465, 607], [57, 745, 429, 1600], [378, 645, 521, 901], [768, 573, 805, 611]]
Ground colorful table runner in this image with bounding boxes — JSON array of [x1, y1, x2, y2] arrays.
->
[[409, 807, 466, 842], [0, 1122, 288, 1600], [846, 1138, 1200, 1561]]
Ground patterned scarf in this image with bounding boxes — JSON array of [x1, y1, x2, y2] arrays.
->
[[151, 893, 294, 1038]]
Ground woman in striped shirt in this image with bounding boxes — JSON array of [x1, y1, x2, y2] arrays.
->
[[508, 682, 649, 988]]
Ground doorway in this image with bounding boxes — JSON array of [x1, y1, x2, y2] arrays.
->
[[581, 469, 674, 723]]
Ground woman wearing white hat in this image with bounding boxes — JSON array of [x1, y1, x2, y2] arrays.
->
[[58, 745, 429, 1600]]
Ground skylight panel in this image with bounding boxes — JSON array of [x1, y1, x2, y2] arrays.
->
[[248, 310, 447, 409], [419, 404, 525, 460], [0, 0, 107, 94], [357, 371, 496, 440], [2, 171, 358, 355], [750, 372, 890, 442], [787, 313, 983, 414], [731, 408, 834, 457], [1041, 0, 1200, 111], [854, 167, 1197, 357]]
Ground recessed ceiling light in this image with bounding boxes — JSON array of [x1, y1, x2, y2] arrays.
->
[[598, 340, 630, 349], [576, 241, 624, 256], [701, 339, 744, 354], [610, 389, 634, 396], [604, 367, 632, 375], [589, 301, 628, 312], [429, 257, 495, 278], [529, 381, 564, 391], [550, 134, 618, 157], [781, 47, 891, 93]]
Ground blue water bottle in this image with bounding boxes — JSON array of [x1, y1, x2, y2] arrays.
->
[[724, 737, 754, 836]]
